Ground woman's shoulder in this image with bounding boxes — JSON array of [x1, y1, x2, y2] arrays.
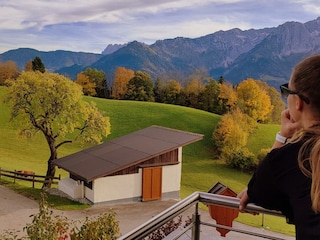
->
[[268, 141, 303, 161]]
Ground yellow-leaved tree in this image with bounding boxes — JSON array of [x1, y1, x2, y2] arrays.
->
[[75, 72, 97, 96], [163, 79, 182, 104], [218, 82, 237, 114], [184, 78, 204, 108], [213, 108, 257, 171], [236, 78, 273, 122], [5, 72, 111, 188], [255, 80, 285, 123]]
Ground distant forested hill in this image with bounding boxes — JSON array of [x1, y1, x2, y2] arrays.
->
[[0, 48, 102, 73]]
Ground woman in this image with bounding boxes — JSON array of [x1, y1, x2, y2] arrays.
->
[[237, 55, 320, 239]]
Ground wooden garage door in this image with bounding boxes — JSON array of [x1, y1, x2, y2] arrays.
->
[[142, 167, 162, 201]]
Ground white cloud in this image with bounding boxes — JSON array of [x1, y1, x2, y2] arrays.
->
[[0, 0, 319, 53]]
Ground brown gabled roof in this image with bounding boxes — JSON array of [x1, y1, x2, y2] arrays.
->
[[53, 125, 203, 182]]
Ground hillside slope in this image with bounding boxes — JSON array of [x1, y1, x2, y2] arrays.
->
[[0, 86, 220, 172]]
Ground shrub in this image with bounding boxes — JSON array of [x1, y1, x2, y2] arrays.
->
[[222, 147, 256, 172], [213, 108, 260, 172], [213, 109, 257, 154], [70, 212, 120, 240], [24, 192, 71, 240], [1, 192, 120, 240], [0, 230, 26, 240]]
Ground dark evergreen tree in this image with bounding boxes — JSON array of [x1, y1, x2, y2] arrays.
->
[[32, 56, 45, 73], [153, 78, 165, 103], [199, 78, 220, 113], [218, 76, 225, 84]]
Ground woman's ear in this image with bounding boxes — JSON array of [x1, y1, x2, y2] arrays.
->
[[295, 95, 304, 110]]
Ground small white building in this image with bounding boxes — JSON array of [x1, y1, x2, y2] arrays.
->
[[53, 125, 203, 204]]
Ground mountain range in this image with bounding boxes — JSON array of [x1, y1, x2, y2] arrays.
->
[[1, 17, 320, 88]]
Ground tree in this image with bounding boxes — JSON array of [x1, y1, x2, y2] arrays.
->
[[198, 78, 220, 112], [124, 71, 154, 101], [112, 67, 134, 99], [5, 72, 111, 188], [236, 78, 273, 122], [25, 60, 33, 71], [32, 56, 46, 73], [183, 79, 204, 108], [183, 70, 206, 108], [217, 82, 237, 114], [213, 108, 257, 171], [83, 68, 108, 98], [213, 109, 248, 153], [75, 72, 97, 96], [163, 79, 182, 104], [255, 80, 285, 123], [153, 77, 165, 103], [266, 86, 285, 123], [154, 78, 182, 104], [0, 60, 19, 85], [218, 76, 225, 84]]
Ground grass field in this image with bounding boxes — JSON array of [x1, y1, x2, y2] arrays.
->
[[0, 86, 295, 236]]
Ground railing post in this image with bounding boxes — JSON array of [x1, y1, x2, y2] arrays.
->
[[192, 203, 201, 240], [32, 173, 35, 188]]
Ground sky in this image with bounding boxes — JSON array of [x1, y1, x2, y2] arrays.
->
[[1, 0, 320, 54]]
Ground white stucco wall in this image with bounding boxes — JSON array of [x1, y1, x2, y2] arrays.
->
[[162, 147, 182, 194], [86, 169, 143, 204], [58, 178, 84, 199], [162, 164, 181, 193], [87, 148, 182, 204]]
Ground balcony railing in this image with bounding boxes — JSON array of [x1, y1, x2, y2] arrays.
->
[[118, 192, 292, 240]]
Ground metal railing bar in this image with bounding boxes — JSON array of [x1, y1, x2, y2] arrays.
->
[[118, 192, 287, 240], [200, 221, 287, 240], [136, 203, 194, 239], [118, 192, 200, 240], [198, 192, 284, 217]]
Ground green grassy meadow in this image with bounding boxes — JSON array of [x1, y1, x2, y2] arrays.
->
[[0, 86, 295, 236]]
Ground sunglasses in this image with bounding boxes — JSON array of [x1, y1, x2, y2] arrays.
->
[[280, 83, 310, 104]]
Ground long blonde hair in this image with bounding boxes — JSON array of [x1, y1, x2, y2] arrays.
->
[[298, 128, 320, 213], [293, 55, 320, 213]]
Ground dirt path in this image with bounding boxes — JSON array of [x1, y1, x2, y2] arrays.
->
[[0, 185, 294, 239]]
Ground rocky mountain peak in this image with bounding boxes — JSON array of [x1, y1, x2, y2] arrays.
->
[[2, 18, 320, 89]]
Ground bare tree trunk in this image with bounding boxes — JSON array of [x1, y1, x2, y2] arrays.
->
[[42, 138, 57, 189], [42, 157, 56, 189]]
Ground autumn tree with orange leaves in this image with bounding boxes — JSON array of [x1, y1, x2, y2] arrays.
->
[[0, 60, 19, 85], [112, 67, 134, 99]]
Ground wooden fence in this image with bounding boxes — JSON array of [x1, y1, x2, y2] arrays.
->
[[0, 168, 61, 188]]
